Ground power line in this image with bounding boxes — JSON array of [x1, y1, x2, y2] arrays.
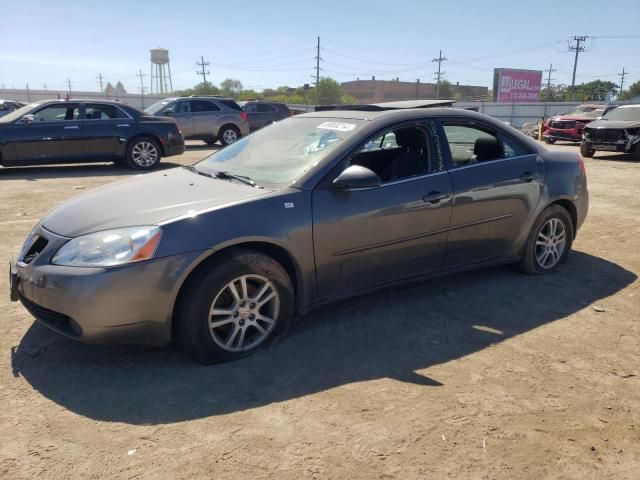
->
[[196, 56, 210, 84], [569, 36, 588, 100], [432, 50, 447, 99], [618, 67, 628, 95]]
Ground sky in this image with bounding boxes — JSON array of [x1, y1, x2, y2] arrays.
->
[[1, 0, 639, 94]]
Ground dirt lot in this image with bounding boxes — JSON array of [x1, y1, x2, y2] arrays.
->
[[0, 142, 638, 479]]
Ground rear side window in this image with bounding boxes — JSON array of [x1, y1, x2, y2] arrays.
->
[[219, 99, 243, 111], [257, 103, 277, 113], [191, 100, 221, 113], [243, 103, 258, 113], [33, 104, 80, 122], [85, 103, 126, 119]]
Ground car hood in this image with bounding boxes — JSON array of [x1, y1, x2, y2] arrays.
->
[[42, 167, 271, 237], [550, 115, 597, 122], [585, 119, 640, 129]]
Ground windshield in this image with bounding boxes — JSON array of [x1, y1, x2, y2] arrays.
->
[[0, 102, 40, 123], [603, 106, 640, 122], [195, 117, 365, 187], [144, 100, 173, 114], [563, 106, 605, 118]]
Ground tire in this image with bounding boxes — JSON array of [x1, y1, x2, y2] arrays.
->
[[178, 249, 294, 364], [543, 137, 556, 144], [126, 136, 161, 170], [518, 205, 574, 275], [204, 139, 217, 145], [580, 142, 594, 158], [633, 144, 640, 161], [219, 125, 241, 146]]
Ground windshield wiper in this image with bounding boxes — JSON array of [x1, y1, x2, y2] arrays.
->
[[213, 171, 259, 188], [183, 165, 215, 179]]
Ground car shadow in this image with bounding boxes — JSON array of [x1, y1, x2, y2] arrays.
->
[[11, 251, 636, 425], [0, 161, 184, 180], [185, 142, 223, 152], [591, 153, 639, 163]]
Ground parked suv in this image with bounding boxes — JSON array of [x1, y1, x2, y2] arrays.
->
[[542, 104, 614, 144], [239, 101, 291, 131], [581, 104, 640, 160], [145, 96, 249, 145]]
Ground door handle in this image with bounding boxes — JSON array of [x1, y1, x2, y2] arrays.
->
[[422, 191, 450, 204], [520, 171, 537, 182], [64, 125, 79, 130]]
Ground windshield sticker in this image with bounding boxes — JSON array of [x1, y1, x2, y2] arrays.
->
[[317, 122, 357, 132]]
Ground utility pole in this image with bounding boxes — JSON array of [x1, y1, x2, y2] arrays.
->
[[96, 73, 105, 93], [544, 63, 556, 100], [569, 36, 587, 100], [432, 50, 447, 99], [42, 83, 47, 91], [196, 56, 210, 84], [26, 83, 31, 102], [136, 69, 146, 108], [315, 36, 321, 89], [618, 67, 628, 97], [66, 78, 72, 95]]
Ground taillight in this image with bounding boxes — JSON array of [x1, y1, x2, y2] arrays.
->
[[240, 111, 247, 122]]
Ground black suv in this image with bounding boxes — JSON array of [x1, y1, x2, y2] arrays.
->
[[581, 104, 640, 160], [240, 101, 291, 131], [0, 100, 184, 169]]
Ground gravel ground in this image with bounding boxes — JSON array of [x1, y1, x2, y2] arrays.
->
[[0, 141, 638, 479]]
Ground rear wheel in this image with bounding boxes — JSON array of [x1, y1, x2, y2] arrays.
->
[[126, 136, 161, 170], [219, 125, 240, 146], [543, 137, 556, 144], [580, 142, 594, 158], [178, 249, 294, 364], [518, 205, 574, 275]]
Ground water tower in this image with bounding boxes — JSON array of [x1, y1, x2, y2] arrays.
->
[[150, 47, 173, 94]]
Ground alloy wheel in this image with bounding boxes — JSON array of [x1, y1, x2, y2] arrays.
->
[[222, 129, 238, 144], [208, 274, 279, 352], [131, 141, 158, 167], [535, 217, 567, 269]]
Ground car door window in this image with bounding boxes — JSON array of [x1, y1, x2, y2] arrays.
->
[[257, 103, 277, 113], [348, 124, 437, 183], [191, 100, 221, 113], [442, 124, 502, 167], [84, 103, 126, 120], [33, 104, 80, 122], [174, 101, 191, 113]]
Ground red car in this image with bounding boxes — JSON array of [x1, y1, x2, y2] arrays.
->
[[542, 104, 615, 144]]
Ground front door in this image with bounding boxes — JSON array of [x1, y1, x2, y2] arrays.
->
[[439, 121, 545, 267], [171, 100, 195, 138], [14, 103, 83, 162], [190, 99, 221, 137], [312, 122, 453, 300]]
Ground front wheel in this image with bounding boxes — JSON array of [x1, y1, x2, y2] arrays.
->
[[518, 205, 574, 275], [126, 137, 161, 170], [580, 142, 594, 158], [178, 249, 294, 364]]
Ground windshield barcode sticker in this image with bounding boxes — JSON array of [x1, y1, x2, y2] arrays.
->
[[317, 122, 357, 132]]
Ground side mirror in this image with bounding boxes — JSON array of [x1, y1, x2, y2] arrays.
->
[[332, 165, 381, 190], [162, 108, 174, 115], [20, 114, 35, 124]]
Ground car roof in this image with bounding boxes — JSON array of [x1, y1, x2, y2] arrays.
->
[[298, 107, 487, 121]]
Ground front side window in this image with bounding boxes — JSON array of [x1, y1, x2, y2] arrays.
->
[[174, 101, 191, 113], [33, 104, 80, 122], [85, 103, 126, 119], [348, 124, 436, 183]]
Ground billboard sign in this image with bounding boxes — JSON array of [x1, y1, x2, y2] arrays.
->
[[493, 68, 542, 102]]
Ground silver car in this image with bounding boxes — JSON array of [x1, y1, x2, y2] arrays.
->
[[145, 96, 249, 145]]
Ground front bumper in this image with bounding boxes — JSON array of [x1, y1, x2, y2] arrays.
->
[[10, 226, 202, 346], [582, 139, 629, 153], [164, 133, 185, 157], [543, 128, 582, 142]]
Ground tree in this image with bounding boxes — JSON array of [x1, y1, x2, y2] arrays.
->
[[540, 84, 569, 102], [174, 82, 220, 97], [238, 89, 264, 101], [619, 80, 640, 100], [104, 82, 114, 96], [114, 81, 127, 94], [572, 80, 617, 102], [438, 79, 454, 99], [314, 78, 344, 104], [220, 78, 243, 98]]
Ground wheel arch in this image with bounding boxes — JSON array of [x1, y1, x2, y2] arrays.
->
[[171, 241, 302, 342], [548, 198, 577, 239]]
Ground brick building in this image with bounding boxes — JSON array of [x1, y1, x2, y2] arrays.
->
[[341, 78, 488, 103]]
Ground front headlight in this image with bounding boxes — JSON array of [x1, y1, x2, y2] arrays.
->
[[52, 226, 162, 267]]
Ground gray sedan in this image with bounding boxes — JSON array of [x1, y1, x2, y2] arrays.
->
[[10, 108, 588, 363]]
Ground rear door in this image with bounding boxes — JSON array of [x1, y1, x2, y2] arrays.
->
[[191, 100, 221, 137], [14, 103, 83, 162], [171, 100, 195, 137], [256, 103, 279, 128], [439, 120, 544, 267], [82, 103, 131, 158]]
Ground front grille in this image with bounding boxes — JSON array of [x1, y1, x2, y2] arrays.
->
[[19, 294, 81, 338], [21, 235, 48, 264], [586, 129, 625, 143], [550, 121, 576, 129]]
